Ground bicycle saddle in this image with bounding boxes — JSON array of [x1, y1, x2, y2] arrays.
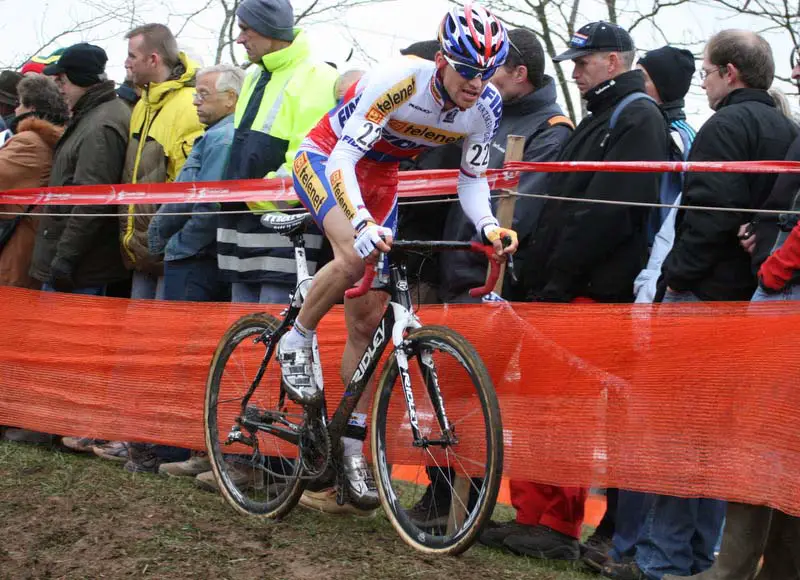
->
[[260, 212, 314, 236]]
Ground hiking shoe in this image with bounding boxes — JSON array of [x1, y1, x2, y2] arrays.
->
[[601, 561, 647, 580], [299, 488, 378, 518], [62, 436, 102, 453], [276, 336, 322, 406], [406, 484, 452, 529], [159, 451, 211, 477], [503, 524, 580, 561], [124, 444, 160, 474], [342, 454, 380, 510], [479, 520, 534, 549], [195, 462, 262, 493], [581, 532, 614, 571], [93, 441, 129, 463]]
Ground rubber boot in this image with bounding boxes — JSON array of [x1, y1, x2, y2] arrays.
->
[[755, 510, 800, 580], [663, 503, 772, 580]]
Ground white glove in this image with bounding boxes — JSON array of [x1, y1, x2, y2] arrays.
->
[[353, 221, 392, 259]]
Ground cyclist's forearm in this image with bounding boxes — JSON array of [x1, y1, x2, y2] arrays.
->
[[457, 172, 498, 232]]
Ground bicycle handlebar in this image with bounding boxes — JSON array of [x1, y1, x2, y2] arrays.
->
[[343, 240, 502, 300]]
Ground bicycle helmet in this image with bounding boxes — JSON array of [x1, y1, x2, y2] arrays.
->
[[438, 2, 509, 69]]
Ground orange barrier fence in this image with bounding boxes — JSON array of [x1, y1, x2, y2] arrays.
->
[[1, 287, 799, 515]]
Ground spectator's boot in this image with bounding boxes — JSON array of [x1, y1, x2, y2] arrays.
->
[[159, 451, 211, 477], [503, 524, 580, 561], [755, 511, 800, 580], [479, 521, 538, 549], [663, 503, 771, 580]]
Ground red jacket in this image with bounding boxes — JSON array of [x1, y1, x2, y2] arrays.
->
[[759, 221, 800, 291]]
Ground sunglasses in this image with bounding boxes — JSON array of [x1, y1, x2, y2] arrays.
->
[[443, 53, 498, 81]]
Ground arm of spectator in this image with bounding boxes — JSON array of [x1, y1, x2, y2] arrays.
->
[[52, 125, 127, 271], [662, 120, 752, 292], [0, 134, 44, 190], [759, 221, 800, 291], [148, 203, 193, 256], [543, 105, 668, 298], [634, 206, 678, 303]]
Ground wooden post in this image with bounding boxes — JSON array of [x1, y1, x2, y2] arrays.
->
[[446, 136, 525, 535], [492, 135, 525, 295]]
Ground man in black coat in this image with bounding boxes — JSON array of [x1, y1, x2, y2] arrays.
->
[[523, 22, 669, 304]]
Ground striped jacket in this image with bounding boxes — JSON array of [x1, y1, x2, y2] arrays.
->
[[217, 30, 337, 285]]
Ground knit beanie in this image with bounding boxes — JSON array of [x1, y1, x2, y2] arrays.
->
[[237, 0, 295, 43], [638, 46, 696, 103]]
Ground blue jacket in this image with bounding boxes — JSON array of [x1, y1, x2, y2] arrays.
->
[[148, 114, 234, 261]]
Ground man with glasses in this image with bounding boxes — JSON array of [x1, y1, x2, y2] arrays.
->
[[286, 2, 518, 514]]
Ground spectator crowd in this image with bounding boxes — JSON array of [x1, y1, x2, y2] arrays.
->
[[0, 0, 798, 578]]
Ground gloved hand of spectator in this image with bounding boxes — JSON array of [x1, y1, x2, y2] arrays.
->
[[758, 223, 800, 292], [48, 257, 75, 292]]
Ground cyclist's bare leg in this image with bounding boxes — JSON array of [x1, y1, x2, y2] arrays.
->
[[295, 205, 365, 332]]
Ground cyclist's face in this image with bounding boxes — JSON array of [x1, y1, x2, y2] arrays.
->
[[436, 52, 489, 109]]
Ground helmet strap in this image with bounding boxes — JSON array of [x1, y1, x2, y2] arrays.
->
[[434, 66, 458, 109]]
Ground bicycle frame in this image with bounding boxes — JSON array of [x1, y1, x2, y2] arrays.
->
[[236, 238, 499, 461]]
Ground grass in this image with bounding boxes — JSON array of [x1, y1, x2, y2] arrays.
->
[[0, 441, 597, 580]]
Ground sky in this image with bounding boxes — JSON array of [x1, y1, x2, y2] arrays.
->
[[2, 0, 797, 129]]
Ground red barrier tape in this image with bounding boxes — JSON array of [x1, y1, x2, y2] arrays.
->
[[505, 160, 800, 174], [0, 169, 519, 206]]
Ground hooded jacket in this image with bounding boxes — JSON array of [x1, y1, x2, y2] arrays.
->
[[523, 70, 670, 303], [662, 88, 798, 301], [216, 30, 338, 285], [119, 53, 204, 276], [30, 82, 131, 289], [0, 117, 63, 288], [438, 75, 574, 302]]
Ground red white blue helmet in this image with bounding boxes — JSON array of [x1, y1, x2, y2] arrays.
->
[[438, 2, 509, 69]]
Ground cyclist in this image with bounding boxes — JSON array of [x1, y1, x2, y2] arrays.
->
[[284, 2, 519, 511]]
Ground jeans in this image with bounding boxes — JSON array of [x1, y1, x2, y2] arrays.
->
[[41, 283, 106, 296], [752, 284, 800, 302], [163, 256, 230, 302], [131, 271, 165, 300], [231, 281, 294, 304], [611, 490, 655, 560]]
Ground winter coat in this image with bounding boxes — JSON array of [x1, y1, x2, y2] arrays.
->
[[216, 30, 337, 285], [29, 82, 131, 288], [662, 88, 798, 301], [438, 76, 574, 302], [0, 116, 63, 288], [148, 114, 234, 261], [523, 70, 670, 303], [119, 53, 204, 276]]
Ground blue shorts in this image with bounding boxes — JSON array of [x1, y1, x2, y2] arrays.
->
[[292, 148, 397, 234]]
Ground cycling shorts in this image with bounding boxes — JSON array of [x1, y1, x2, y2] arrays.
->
[[292, 148, 398, 234]]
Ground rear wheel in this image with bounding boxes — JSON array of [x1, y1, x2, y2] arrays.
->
[[371, 325, 503, 555], [204, 313, 306, 519]]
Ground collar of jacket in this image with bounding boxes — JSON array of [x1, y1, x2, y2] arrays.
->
[[205, 113, 234, 132], [259, 29, 308, 73], [716, 87, 775, 110], [661, 99, 687, 122], [71, 80, 117, 119], [585, 69, 646, 115], [502, 74, 559, 117], [142, 52, 198, 110], [15, 115, 64, 149]]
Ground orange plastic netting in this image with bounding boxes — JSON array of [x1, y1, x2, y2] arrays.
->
[[1, 286, 798, 515]]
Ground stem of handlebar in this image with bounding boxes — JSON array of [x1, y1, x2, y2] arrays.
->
[[342, 242, 501, 300]]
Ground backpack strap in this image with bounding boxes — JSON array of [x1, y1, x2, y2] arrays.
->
[[547, 115, 575, 130], [609, 92, 657, 130]]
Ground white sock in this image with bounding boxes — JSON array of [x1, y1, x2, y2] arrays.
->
[[343, 412, 368, 457], [282, 320, 314, 350]]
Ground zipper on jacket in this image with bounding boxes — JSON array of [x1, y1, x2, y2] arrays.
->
[[122, 103, 155, 264]]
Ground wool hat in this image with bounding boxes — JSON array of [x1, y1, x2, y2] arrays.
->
[[43, 43, 107, 88], [20, 47, 66, 76], [0, 71, 22, 107], [638, 46, 696, 103], [237, 0, 295, 43], [553, 21, 634, 62]]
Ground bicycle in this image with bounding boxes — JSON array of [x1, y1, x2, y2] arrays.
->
[[204, 211, 504, 555]]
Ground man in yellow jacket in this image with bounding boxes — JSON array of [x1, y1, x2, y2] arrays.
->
[[216, 0, 338, 304], [118, 23, 204, 301]]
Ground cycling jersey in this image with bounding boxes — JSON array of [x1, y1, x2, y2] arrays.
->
[[293, 57, 503, 234]]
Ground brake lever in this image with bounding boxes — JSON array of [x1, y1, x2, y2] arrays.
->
[[506, 254, 519, 284]]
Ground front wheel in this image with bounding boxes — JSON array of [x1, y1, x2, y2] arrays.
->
[[371, 325, 503, 555], [204, 313, 307, 519]]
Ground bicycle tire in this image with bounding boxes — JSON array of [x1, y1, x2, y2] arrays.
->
[[204, 313, 306, 519], [371, 325, 503, 555]]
